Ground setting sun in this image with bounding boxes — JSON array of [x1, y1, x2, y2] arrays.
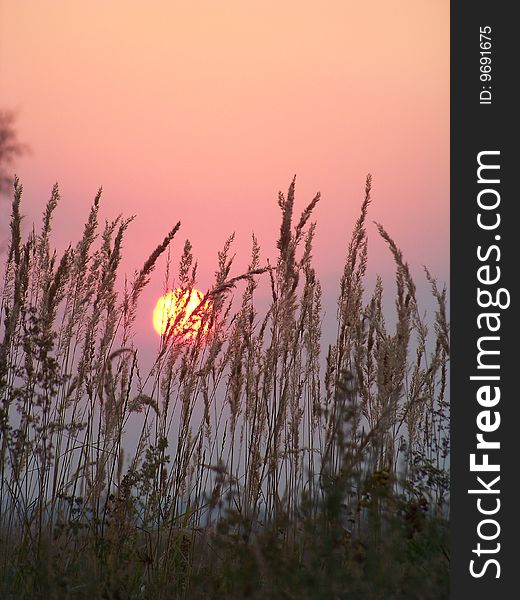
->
[[152, 288, 209, 338]]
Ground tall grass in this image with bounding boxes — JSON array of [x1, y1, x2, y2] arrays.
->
[[0, 176, 449, 599]]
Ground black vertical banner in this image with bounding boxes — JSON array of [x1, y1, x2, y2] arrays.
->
[[452, 2, 519, 598]]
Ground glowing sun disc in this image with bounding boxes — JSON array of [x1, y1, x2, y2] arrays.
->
[[153, 288, 209, 338]]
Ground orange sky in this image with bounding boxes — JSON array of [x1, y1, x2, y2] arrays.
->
[[0, 0, 449, 339]]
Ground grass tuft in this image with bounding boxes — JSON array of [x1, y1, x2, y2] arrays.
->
[[0, 176, 449, 599]]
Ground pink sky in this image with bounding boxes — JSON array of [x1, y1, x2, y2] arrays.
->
[[0, 1, 449, 341]]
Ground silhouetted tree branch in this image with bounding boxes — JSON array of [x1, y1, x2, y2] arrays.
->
[[0, 110, 28, 195]]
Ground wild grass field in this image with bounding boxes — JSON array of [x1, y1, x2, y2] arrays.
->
[[0, 176, 449, 599]]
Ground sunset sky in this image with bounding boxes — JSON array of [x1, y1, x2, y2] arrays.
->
[[0, 0, 449, 343]]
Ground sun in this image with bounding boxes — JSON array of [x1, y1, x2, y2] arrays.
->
[[152, 288, 209, 338]]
